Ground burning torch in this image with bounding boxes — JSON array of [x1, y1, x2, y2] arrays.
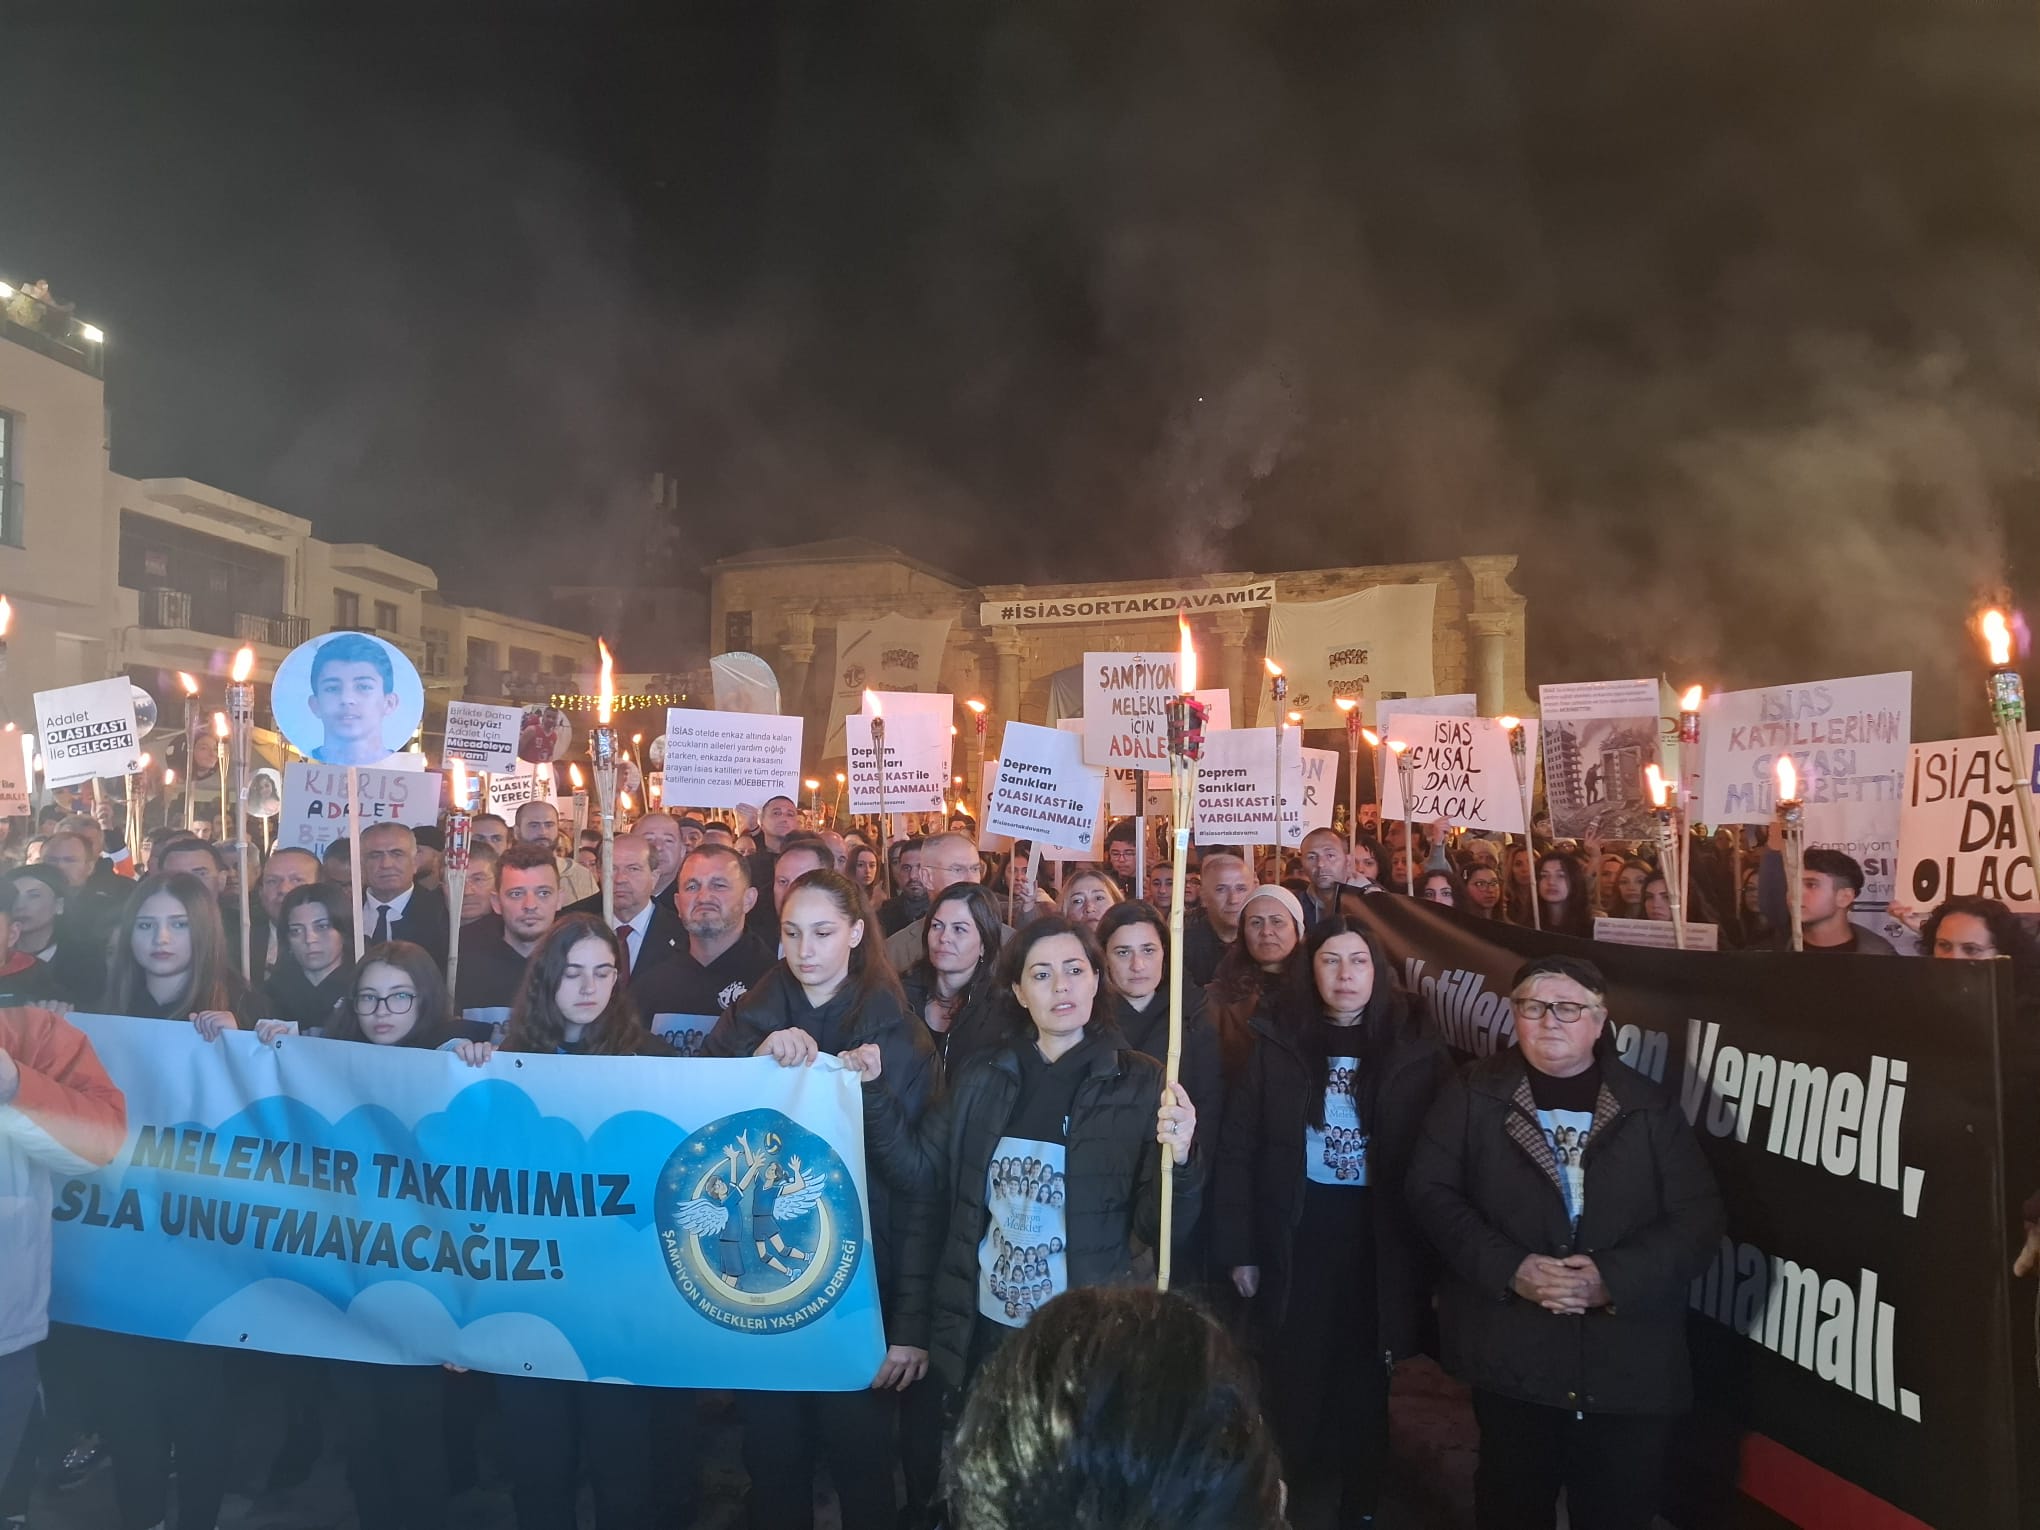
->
[[1160, 616, 1210, 1292], [1776, 755, 1805, 954], [228, 646, 255, 977], [1645, 762, 1687, 950], [1981, 610, 2040, 899], [592, 639, 619, 927]]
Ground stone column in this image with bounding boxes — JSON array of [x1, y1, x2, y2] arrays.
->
[[780, 607, 817, 724], [991, 627, 1025, 751], [1213, 611, 1252, 722], [1465, 613, 1510, 716]]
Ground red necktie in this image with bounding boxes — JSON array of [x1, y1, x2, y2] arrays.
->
[[616, 924, 633, 978]]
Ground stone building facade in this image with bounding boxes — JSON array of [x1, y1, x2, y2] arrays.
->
[[708, 538, 1529, 784]]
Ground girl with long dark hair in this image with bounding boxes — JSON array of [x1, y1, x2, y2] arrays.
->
[[105, 871, 264, 1031], [1214, 917, 1450, 1529], [1533, 850, 1595, 938], [702, 869, 938, 1530], [263, 882, 355, 1033]]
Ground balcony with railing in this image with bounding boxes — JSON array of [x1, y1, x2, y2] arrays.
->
[[0, 280, 106, 380], [138, 587, 306, 650]]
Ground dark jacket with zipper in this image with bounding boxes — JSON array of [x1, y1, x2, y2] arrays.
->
[[1110, 986, 1225, 1164], [863, 1022, 1201, 1389], [701, 966, 939, 1351], [1213, 1002, 1451, 1358], [1405, 1047, 1724, 1415], [900, 966, 1011, 1082]]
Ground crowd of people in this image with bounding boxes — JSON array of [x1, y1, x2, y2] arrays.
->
[[0, 781, 2034, 1530]]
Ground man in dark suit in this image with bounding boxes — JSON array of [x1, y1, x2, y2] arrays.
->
[[564, 832, 684, 988], [359, 821, 449, 969]]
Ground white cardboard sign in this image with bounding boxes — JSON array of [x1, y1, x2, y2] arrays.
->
[[846, 713, 949, 814], [1378, 715, 1539, 834], [442, 701, 522, 776], [278, 763, 443, 854], [1896, 734, 2040, 912], [661, 709, 804, 811], [34, 677, 142, 786], [1194, 728, 1306, 847], [986, 722, 1107, 854]]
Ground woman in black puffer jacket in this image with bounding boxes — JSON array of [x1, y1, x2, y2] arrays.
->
[[1214, 917, 1451, 1530], [851, 915, 1199, 1392]]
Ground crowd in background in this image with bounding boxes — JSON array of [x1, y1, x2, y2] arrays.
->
[[1, 780, 2034, 1530]]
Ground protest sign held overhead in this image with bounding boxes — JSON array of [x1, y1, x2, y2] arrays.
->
[[986, 721, 1107, 853], [1194, 727, 1305, 846], [1080, 651, 1186, 767], [661, 709, 803, 810], [278, 763, 442, 852], [441, 700, 522, 775], [1378, 714, 1538, 834], [1297, 745, 1338, 834], [34, 676, 142, 786], [484, 759, 552, 816], [1699, 671, 1910, 904], [1897, 734, 2040, 911], [51, 1017, 887, 1391], [846, 711, 948, 814], [272, 631, 425, 769], [1537, 679, 1661, 842], [518, 705, 573, 763]]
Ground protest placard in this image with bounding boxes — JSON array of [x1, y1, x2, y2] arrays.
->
[[1896, 734, 2040, 912], [1699, 672, 1910, 904], [34, 677, 142, 787], [1194, 728, 1306, 846], [846, 713, 949, 814], [278, 764, 443, 853], [1080, 652, 1184, 767], [52, 1018, 885, 1390], [1378, 715, 1539, 834], [1297, 746, 1339, 835], [0, 733, 30, 817], [1591, 917, 1721, 952], [825, 616, 953, 753], [442, 700, 522, 775], [484, 760, 550, 816], [986, 722, 1107, 853], [1375, 693, 1479, 732], [661, 709, 803, 810], [1537, 679, 1662, 842]]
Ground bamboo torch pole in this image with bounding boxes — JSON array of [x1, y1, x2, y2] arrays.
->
[[1160, 617, 1209, 1293]]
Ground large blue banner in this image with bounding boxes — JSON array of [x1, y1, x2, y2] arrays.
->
[[49, 1016, 887, 1390]]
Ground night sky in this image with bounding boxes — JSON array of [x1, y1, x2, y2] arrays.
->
[[2, 3, 2033, 728]]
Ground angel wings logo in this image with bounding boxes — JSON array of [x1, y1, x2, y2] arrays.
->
[[654, 1108, 865, 1332]]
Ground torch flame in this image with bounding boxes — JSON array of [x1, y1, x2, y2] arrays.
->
[[835, 771, 847, 784], [451, 758, 467, 808], [136, 752, 151, 772], [1496, 714, 1520, 732], [1263, 656, 1282, 679], [230, 646, 255, 684], [620, 791, 633, 812], [1386, 739, 1409, 757], [1775, 754, 1799, 803], [597, 639, 614, 725], [805, 778, 820, 791], [1645, 762, 1669, 808], [1286, 710, 1303, 725], [163, 767, 176, 787], [1680, 684, 1704, 712], [1178, 616, 1198, 694], [0, 595, 12, 639], [965, 697, 987, 715], [569, 762, 585, 790], [1361, 727, 1381, 749], [863, 688, 881, 719], [1334, 697, 1356, 714], [1982, 609, 2013, 668], [212, 711, 229, 740], [177, 671, 199, 697]]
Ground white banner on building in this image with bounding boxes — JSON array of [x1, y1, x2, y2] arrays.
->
[[661, 709, 804, 811], [826, 614, 953, 754], [1264, 585, 1438, 726], [1379, 715, 1539, 835], [442, 701, 522, 776], [35, 677, 142, 787], [979, 581, 1274, 630], [278, 764, 443, 854]]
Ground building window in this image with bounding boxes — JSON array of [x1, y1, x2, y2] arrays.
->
[[509, 646, 541, 677], [551, 654, 577, 676], [0, 412, 20, 548], [373, 600, 399, 631], [334, 589, 360, 628], [726, 610, 752, 651], [423, 628, 451, 680], [467, 637, 498, 676]]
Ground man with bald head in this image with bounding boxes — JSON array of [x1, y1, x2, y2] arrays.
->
[[360, 821, 449, 967], [514, 799, 599, 905], [884, 829, 1014, 970], [228, 845, 322, 978], [565, 831, 685, 984]]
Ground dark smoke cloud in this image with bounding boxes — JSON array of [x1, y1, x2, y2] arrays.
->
[[0, 4, 2030, 733]]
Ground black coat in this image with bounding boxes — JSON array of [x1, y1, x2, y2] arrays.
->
[[1212, 1003, 1451, 1358], [899, 966, 1013, 1081], [1406, 1048, 1725, 1415], [370, 891, 450, 970], [862, 1025, 1202, 1390], [1108, 987, 1224, 1151], [700, 967, 940, 1351]]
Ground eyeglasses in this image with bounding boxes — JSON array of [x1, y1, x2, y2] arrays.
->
[[1513, 998, 1596, 1024], [354, 991, 416, 1016]]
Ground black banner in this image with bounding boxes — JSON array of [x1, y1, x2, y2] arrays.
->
[[1348, 897, 2040, 1530]]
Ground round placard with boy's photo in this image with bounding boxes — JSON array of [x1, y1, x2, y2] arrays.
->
[[271, 631, 425, 767], [518, 705, 573, 763]]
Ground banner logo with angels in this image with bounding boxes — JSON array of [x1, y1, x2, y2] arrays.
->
[[654, 1108, 866, 1332]]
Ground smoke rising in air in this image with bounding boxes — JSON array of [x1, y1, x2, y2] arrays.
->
[[0, 4, 2030, 731]]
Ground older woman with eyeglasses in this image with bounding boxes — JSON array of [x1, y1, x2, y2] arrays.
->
[[1407, 956, 1723, 1530]]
